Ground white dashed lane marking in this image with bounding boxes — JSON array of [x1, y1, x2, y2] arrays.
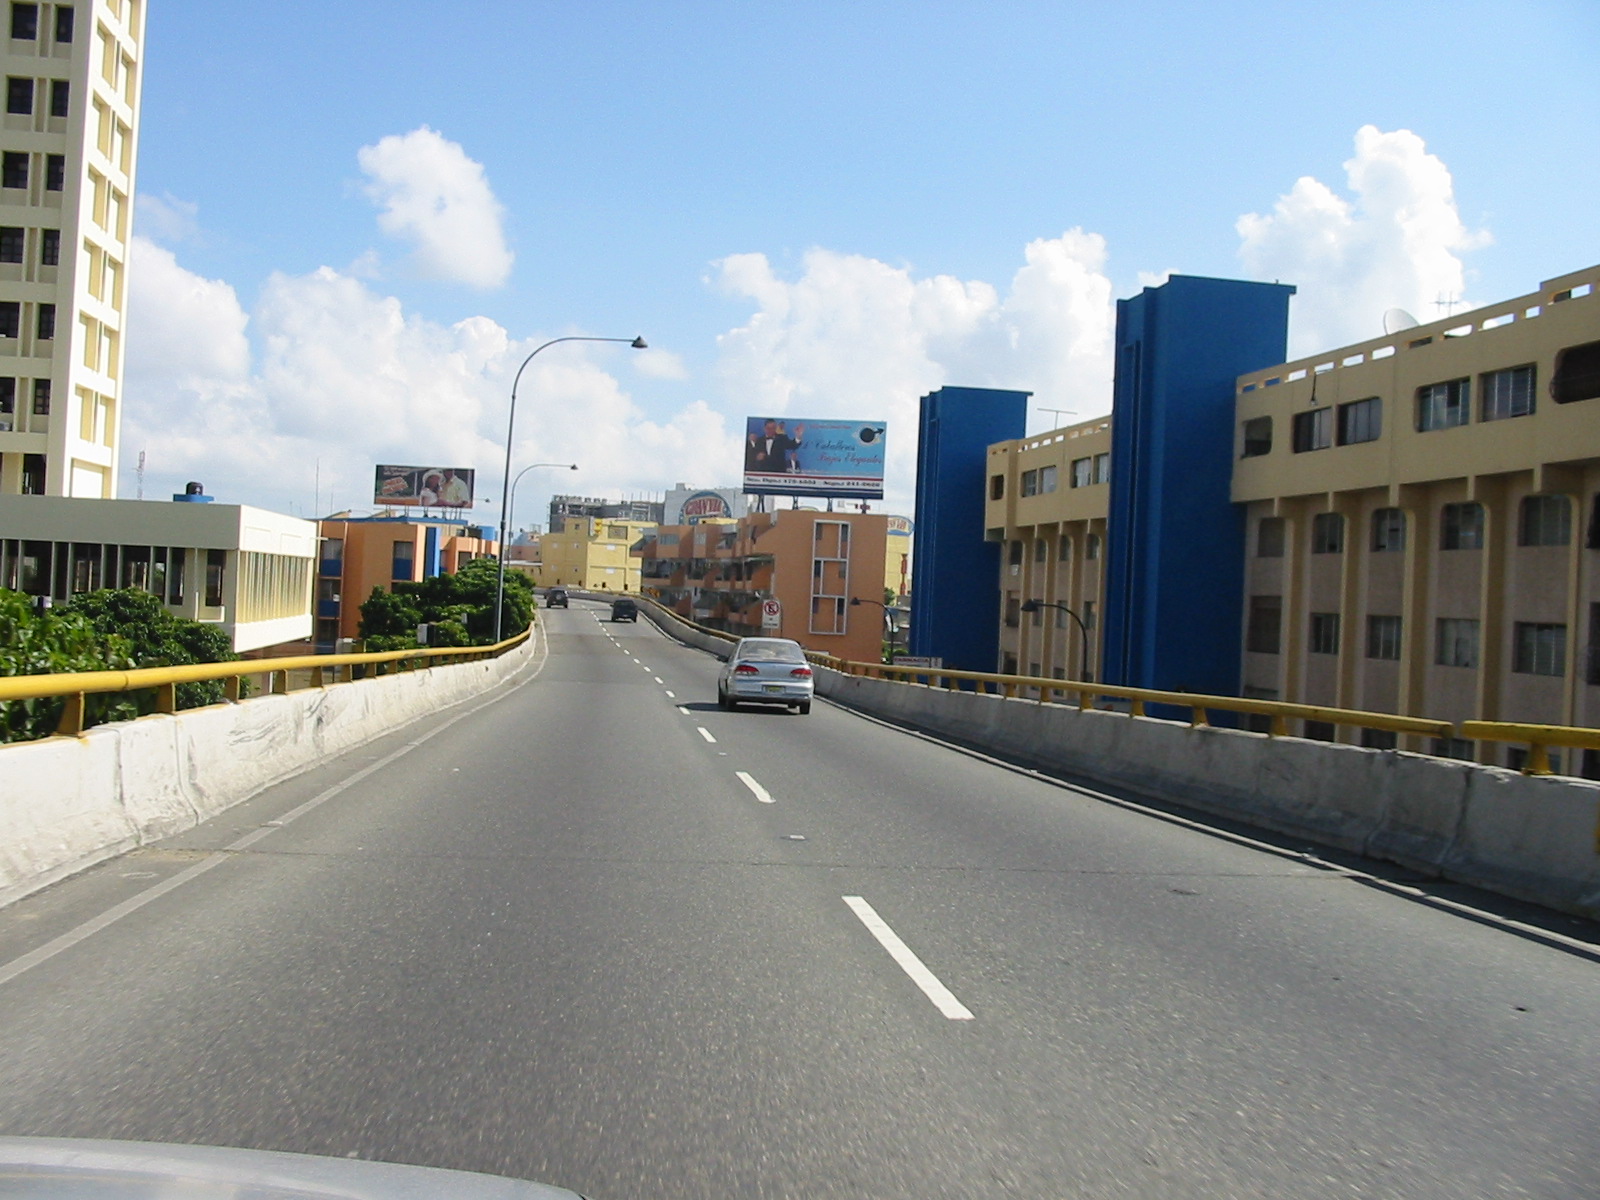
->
[[735, 772, 774, 804]]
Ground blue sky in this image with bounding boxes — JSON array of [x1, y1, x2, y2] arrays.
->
[[122, 0, 1600, 523]]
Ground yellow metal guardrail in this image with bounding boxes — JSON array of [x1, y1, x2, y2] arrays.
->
[[1459, 721, 1600, 778], [0, 628, 531, 737]]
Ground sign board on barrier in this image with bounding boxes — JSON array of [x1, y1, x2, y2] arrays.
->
[[893, 656, 942, 669], [761, 598, 782, 630]]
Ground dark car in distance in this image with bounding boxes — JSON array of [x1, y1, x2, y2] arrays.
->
[[610, 598, 638, 622], [545, 587, 568, 608]]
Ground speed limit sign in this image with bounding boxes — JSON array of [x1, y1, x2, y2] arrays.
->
[[761, 598, 782, 630]]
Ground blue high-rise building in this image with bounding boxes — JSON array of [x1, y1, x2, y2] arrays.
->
[[910, 386, 1029, 671], [1102, 275, 1295, 699]]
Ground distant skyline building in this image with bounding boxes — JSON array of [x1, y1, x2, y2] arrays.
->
[[547, 494, 663, 532], [0, 0, 143, 499]]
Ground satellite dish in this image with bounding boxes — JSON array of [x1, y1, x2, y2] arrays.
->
[[1383, 308, 1420, 334]]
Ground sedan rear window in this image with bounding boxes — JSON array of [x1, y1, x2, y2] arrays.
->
[[738, 642, 806, 663]]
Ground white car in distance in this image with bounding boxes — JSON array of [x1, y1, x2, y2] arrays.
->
[[717, 637, 815, 715]]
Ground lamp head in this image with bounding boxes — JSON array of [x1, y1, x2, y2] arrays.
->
[[631, 336, 648, 350], [849, 597, 861, 607], [1020, 599, 1040, 613]]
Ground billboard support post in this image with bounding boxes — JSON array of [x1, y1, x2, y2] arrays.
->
[[495, 335, 646, 643]]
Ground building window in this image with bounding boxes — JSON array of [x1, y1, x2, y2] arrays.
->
[[0, 300, 18, 337], [205, 549, 225, 607], [44, 152, 62, 190], [21, 451, 44, 493], [1039, 464, 1057, 493], [10, 4, 37, 39], [48, 77, 66, 118], [1021, 468, 1038, 497], [391, 540, 414, 581], [1311, 512, 1344, 554], [1256, 517, 1284, 557], [1082, 600, 1096, 630], [0, 375, 11, 413], [1589, 603, 1600, 686], [0, 225, 20, 263], [1291, 407, 1332, 452], [1518, 494, 1570, 547], [1033, 537, 1048, 563], [39, 227, 56, 265], [1093, 453, 1110, 484], [1029, 600, 1042, 627], [1309, 612, 1340, 655], [2, 151, 26, 189], [1480, 364, 1535, 421], [1431, 737, 1476, 761], [1247, 596, 1282, 654], [1512, 622, 1565, 676], [1241, 416, 1271, 457], [1004, 597, 1019, 628], [1371, 508, 1406, 552], [35, 301, 52, 339], [990, 474, 1004, 500], [54, 5, 70, 42], [1070, 456, 1092, 488], [1589, 495, 1600, 550], [1417, 378, 1470, 430], [1008, 539, 1022, 567], [5, 76, 32, 115], [1440, 502, 1485, 550], [1367, 615, 1402, 660], [1361, 728, 1398, 750], [1551, 340, 1600, 405], [1435, 618, 1479, 668], [1086, 533, 1100, 560], [1302, 720, 1336, 742], [31, 378, 47, 413], [1337, 397, 1381, 445]]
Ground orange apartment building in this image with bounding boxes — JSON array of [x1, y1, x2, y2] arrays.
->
[[312, 515, 497, 648], [637, 509, 887, 664]]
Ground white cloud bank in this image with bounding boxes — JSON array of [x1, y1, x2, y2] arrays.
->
[[1237, 125, 1489, 356], [357, 126, 514, 289]]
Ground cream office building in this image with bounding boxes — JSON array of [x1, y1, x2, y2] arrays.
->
[[1233, 265, 1600, 768], [0, 0, 140, 498]]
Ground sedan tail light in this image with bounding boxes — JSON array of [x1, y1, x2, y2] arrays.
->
[[734, 664, 761, 675], [789, 666, 813, 678]]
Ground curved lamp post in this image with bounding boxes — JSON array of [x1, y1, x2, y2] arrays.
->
[[504, 460, 577, 592], [1020, 598, 1091, 680], [849, 595, 905, 664], [495, 335, 646, 641]]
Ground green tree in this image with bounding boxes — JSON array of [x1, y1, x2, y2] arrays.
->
[[357, 559, 535, 650], [0, 589, 138, 742], [64, 588, 241, 709]]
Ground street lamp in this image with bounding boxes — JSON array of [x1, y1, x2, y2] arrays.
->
[[504, 460, 576, 589], [1020, 598, 1092, 680], [850, 595, 904, 663], [494, 335, 646, 641]]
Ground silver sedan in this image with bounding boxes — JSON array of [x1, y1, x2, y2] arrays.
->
[[716, 637, 814, 714]]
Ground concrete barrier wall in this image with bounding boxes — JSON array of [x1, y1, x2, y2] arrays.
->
[[0, 635, 539, 908]]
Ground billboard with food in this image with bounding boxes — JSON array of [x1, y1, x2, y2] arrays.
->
[[374, 465, 476, 508], [741, 417, 886, 498]]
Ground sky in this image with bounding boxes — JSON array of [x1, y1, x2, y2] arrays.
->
[[120, 0, 1600, 527]]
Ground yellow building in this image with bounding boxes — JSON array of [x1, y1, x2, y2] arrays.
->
[[538, 516, 654, 592], [1232, 265, 1600, 767], [983, 417, 1112, 680], [0, 0, 143, 498]]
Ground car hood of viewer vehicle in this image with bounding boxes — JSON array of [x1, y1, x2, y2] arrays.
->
[[0, 1138, 586, 1200]]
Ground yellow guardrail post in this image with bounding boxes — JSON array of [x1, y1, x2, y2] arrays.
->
[[156, 682, 177, 715], [55, 693, 85, 736]]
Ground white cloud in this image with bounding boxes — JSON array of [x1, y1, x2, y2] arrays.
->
[[1236, 125, 1490, 356], [710, 231, 1115, 511], [133, 193, 201, 245], [121, 251, 732, 520], [357, 126, 514, 289], [633, 347, 690, 381]]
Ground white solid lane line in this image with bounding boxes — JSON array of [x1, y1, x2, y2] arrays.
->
[[735, 771, 775, 804], [842, 895, 974, 1021], [697, 727, 717, 743]]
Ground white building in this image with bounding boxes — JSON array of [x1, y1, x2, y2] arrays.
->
[[0, 0, 142, 498], [0, 493, 316, 651]]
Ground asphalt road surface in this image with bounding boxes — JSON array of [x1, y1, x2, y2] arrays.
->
[[1, 601, 1597, 1199]]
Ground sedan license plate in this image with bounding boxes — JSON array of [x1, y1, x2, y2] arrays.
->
[[762, 684, 785, 693]]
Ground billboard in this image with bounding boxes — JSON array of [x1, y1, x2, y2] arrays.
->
[[742, 417, 886, 498], [665, 487, 747, 525], [374, 465, 476, 508]]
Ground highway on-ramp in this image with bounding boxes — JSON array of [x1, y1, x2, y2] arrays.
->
[[0, 601, 1596, 1198]]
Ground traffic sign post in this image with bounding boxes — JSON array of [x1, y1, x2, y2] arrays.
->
[[761, 598, 782, 631]]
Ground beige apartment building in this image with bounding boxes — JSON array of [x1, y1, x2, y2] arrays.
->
[[0, 0, 141, 498], [538, 516, 654, 592], [983, 417, 1112, 681], [1233, 265, 1600, 768]]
